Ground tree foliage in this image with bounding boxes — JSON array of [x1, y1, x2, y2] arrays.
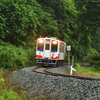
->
[[37, 0, 78, 42], [0, 0, 100, 68], [0, 0, 58, 46], [75, 0, 100, 49]]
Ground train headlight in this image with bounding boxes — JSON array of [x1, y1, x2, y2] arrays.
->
[[52, 40, 57, 44], [38, 39, 44, 43]]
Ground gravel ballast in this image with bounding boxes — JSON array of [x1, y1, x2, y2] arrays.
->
[[12, 66, 100, 100]]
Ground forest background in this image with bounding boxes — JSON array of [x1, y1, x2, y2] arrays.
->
[[0, 0, 100, 70]]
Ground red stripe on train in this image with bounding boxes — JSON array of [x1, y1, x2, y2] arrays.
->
[[36, 55, 43, 58], [55, 56, 59, 59], [51, 56, 59, 59], [60, 42, 65, 45]]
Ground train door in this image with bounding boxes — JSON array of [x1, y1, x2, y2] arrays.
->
[[44, 40, 51, 58]]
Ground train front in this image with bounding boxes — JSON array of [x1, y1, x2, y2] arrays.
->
[[36, 37, 58, 66]]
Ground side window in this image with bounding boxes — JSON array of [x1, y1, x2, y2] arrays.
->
[[51, 40, 58, 52], [37, 40, 44, 51], [60, 45, 64, 53]]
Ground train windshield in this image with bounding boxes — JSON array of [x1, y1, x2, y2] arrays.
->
[[51, 40, 58, 52], [37, 39, 44, 51]]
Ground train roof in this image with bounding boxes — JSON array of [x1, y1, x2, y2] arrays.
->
[[37, 37, 66, 43]]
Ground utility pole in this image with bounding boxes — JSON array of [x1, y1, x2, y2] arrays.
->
[[67, 45, 71, 69], [72, 56, 74, 66]]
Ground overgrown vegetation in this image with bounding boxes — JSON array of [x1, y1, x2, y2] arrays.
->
[[0, 40, 37, 70], [0, 0, 99, 71], [74, 64, 100, 77], [83, 48, 100, 70], [0, 68, 28, 100], [0, 0, 99, 69], [0, 41, 28, 69]]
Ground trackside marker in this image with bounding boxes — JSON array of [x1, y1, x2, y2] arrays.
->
[[70, 65, 76, 75]]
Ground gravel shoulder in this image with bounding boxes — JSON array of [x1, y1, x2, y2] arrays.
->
[[11, 66, 100, 100], [48, 66, 67, 74]]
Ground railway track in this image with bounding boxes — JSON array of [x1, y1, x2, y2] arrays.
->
[[33, 66, 100, 81]]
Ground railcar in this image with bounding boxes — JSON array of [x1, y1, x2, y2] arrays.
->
[[36, 37, 66, 66]]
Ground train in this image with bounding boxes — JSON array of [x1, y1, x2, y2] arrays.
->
[[36, 37, 66, 66]]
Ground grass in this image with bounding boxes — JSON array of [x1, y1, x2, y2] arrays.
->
[[0, 68, 27, 100], [73, 64, 100, 77], [0, 68, 58, 100]]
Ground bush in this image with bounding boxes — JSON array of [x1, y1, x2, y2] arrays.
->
[[26, 48, 36, 66], [0, 90, 19, 100], [0, 41, 29, 69], [84, 52, 100, 70], [74, 64, 80, 70]]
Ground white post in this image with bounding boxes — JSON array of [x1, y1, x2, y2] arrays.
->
[[70, 65, 73, 75], [70, 65, 76, 75], [67, 45, 71, 70]]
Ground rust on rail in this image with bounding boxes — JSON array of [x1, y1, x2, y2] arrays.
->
[[33, 67, 100, 81]]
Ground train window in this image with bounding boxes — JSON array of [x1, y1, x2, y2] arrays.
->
[[37, 40, 44, 51], [60, 45, 64, 53], [51, 40, 58, 52], [45, 44, 50, 50]]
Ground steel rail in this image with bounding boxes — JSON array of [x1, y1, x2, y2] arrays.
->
[[33, 67, 100, 81]]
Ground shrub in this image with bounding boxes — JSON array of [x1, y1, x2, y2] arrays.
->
[[74, 64, 80, 70], [0, 90, 19, 100], [84, 52, 100, 70], [26, 48, 36, 66], [0, 68, 28, 100], [0, 40, 29, 69]]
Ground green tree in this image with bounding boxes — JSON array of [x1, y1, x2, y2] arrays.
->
[[73, 0, 100, 60], [0, 0, 58, 46], [75, 0, 100, 50], [37, 0, 78, 40]]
